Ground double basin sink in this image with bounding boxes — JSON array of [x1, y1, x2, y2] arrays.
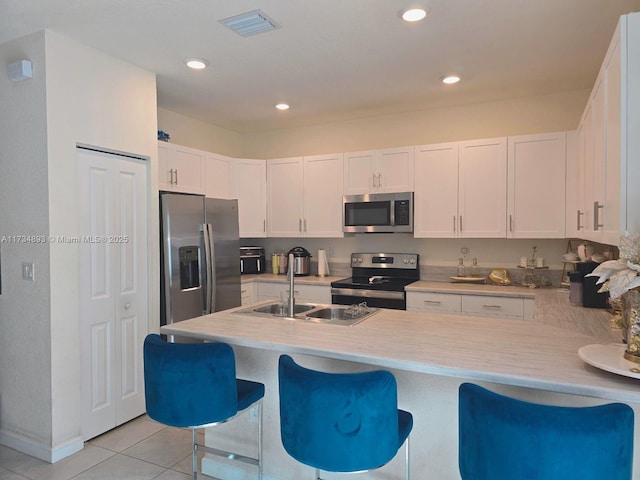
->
[[235, 301, 379, 327]]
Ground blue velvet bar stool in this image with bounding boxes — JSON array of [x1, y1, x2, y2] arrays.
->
[[143, 334, 265, 480], [458, 382, 634, 480], [278, 354, 413, 480]]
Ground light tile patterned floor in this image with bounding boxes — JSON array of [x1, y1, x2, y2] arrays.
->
[[0, 415, 216, 480]]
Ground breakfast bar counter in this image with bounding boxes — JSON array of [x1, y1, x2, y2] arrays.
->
[[161, 302, 640, 479]]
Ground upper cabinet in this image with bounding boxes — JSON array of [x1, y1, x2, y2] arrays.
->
[[267, 154, 344, 237], [575, 13, 640, 244], [157, 142, 205, 194], [343, 146, 414, 194], [204, 152, 232, 199], [507, 132, 567, 238], [414, 138, 507, 238], [231, 159, 267, 238]]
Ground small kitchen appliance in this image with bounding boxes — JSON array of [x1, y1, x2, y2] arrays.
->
[[287, 246, 312, 276], [331, 253, 419, 310], [240, 246, 265, 274]]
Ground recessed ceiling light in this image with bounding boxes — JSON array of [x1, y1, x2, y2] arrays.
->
[[441, 74, 462, 85], [275, 103, 290, 111], [401, 7, 428, 22], [185, 58, 209, 70]]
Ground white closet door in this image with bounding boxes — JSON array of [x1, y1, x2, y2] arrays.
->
[[78, 148, 148, 440]]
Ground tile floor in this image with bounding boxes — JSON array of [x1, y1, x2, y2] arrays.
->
[[0, 415, 216, 480]]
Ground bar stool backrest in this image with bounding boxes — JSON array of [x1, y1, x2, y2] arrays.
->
[[143, 334, 239, 428], [458, 382, 634, 480]]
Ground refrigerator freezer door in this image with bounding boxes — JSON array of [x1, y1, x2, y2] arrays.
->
[[160, 194, 206, 326], [204, 198, 241, 311]]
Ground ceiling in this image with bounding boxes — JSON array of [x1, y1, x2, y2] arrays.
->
[[2, 0, 640, 133]]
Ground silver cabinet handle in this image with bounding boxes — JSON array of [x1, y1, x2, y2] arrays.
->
[[285, 289, 299, 294], [299, 218, 302, 232], [124, 302, 131, 310], [482, 304, 502, 309], [509, 214, 513, 232], [593, 201, 604, 231], [263, 219, 266, 232], [304, 218, 307, 233], [424, 300, 442, 304], [372, 173, 377, 189], [459, 216, 463, 232], [377, 172, 382, 188], [174, 169, 178, 185], [577, 210, 584, 230], [168, 169, 173, 185]]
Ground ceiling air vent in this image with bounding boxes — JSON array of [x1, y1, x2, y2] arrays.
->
[[220, 10, 280, 37]]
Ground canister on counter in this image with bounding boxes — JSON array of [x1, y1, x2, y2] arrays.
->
[[272, 253, 279, 274]]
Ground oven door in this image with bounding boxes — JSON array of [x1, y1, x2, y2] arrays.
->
[[331, 287, 406, 310]]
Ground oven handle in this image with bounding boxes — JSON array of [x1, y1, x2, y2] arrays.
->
[[331, 288, 405, 300]]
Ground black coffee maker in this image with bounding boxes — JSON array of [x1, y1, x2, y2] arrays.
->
[[576, 261, 609, 309]]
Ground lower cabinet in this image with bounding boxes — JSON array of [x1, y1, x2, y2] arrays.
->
[[257, 281, 331, 304], [240, 282, 256, 306], [407, 291, 534, 320]]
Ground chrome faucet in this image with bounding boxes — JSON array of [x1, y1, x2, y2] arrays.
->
[[287, 252, 295, 317]]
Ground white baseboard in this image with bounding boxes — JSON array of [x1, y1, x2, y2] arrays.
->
[[202, 456, 281, 480], [0, 428, 84, 463]]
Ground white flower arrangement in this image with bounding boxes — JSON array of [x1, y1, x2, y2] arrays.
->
[[587, 232, 640, 299]]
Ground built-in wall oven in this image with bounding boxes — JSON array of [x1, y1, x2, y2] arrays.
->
[[331, 253, 419, 310]]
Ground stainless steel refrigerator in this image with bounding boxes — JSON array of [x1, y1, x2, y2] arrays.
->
[[160, 193, 241, 340]]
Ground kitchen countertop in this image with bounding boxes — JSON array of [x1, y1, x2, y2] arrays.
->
[[161, 297, 637, 404]]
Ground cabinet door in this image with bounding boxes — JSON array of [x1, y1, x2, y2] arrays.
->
[[157, 141, 172, 190], [170, 144, 205, 194], [414, 143, 459, 238], [343, 150, 376, 194], [603, 30, 622, 245], [507, 132, 566, 238], [590, 73, 607, 241], [204, 153, 232, 199], [231, 159, 267, 238], [241, 282, 256, 306], [267, 157, 304, 237], [458, 138, 507, 238], [461, 295, 525, 320], [303, 153, 344, 237], [565, 130, 583, 238], [377, 146, 415, 192]]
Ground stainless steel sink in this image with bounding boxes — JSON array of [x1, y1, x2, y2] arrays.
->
[[234, 301, 378, 326], [252, 303, 316, 315]]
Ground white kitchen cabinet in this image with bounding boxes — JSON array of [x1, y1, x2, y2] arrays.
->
[[267, 157, 304, 237], [204, 152, 232, 199], [406, 291, 461, 314], [507, 132, 567, 238], [414, 138, 507, 238], [575, 13, 640, 244], [407, 291, 533, 320], [241, 282, 256, 306], [564, 130, 582, 238], [267, 154, 344, 237], [414, 142, 459, 237], [157, 141, 205, 194], [231, 159, 267, 238], [343, 146, 414, 194]]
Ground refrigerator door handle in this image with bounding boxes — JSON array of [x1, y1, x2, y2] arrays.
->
[[207, 223, 217, 313], [202, 224, 213, 314]]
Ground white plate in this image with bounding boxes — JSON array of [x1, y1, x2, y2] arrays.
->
[[578, 344, 640, 379], [450, 276, 485, 283]]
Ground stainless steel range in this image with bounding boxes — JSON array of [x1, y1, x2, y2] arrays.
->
[[331, 253, 419, 310]]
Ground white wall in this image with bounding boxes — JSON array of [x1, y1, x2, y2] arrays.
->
[[240, 89, 588, 158], [0, 31, 53, 458], [0, 30, 158, 462], [157, 107, 243, 158]]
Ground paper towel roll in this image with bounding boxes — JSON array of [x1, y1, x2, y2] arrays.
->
[[317, 249, 330, 276]]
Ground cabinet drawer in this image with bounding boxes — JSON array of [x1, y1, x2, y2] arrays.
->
[[240, 283, 256, 306], [407, 292, 461, 313], [461, 295, 524, 319]]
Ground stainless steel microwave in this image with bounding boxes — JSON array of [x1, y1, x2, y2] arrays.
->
[[343, 192, 413, 233]]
